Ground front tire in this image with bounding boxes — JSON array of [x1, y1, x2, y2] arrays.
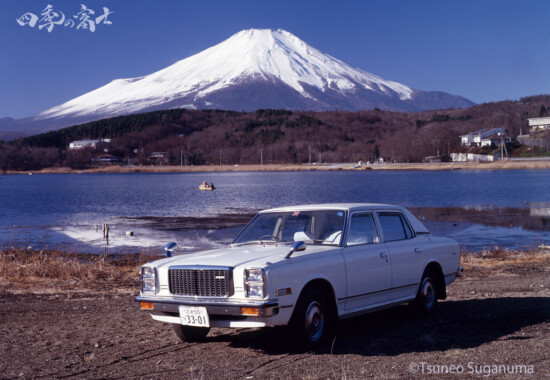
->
[[172, 324, 210, 342], [412, 270, 438, 314], [291, 287, 334, 350]]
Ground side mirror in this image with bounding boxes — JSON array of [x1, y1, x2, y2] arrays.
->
[[164, 242, 178, 257], [285, 241, 306, 259]]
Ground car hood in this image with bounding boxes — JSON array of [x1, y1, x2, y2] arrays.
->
[[150, 244, 332, 269]]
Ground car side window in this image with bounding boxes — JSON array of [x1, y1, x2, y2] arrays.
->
[[377, 212, 413, 241], [346, 213, 380, 246], [402, 215, 413, 238]]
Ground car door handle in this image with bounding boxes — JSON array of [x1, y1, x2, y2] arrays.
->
[[415, 248, 422, 254], [379, 252, 388, 261]]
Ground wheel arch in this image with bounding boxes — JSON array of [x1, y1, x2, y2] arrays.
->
[[293, 278, 338, 321], [423, 261, 447, 300]]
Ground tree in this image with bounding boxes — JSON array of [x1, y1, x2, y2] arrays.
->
[[373, 144, 380, 160]]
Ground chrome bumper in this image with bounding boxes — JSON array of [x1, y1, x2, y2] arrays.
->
[[135, 295, 280, 317]]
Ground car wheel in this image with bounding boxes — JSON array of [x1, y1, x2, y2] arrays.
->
[[172, 324, 210, 342], [413, 270, 438, 314], [292, 287, 333, 350]]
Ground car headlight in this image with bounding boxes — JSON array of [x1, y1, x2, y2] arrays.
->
[[244, 268, 265, 298], [140, 267, 156, 294]]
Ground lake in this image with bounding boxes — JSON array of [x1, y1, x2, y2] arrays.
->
[[1, 170, 549, 253]]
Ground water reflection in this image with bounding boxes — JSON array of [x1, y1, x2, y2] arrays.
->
[[410, 205, 550, 251], [1, 171, 549, 253], [529, 202, 550, 217]]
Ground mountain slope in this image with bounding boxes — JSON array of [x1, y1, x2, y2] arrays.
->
[[17, 29, 475, 135]]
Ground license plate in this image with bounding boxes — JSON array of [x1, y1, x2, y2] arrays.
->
[[178, 306, 210, 327]]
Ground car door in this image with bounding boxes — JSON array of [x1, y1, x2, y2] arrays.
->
[[376, 212, 426, 301], [341, 212, 392, 311]]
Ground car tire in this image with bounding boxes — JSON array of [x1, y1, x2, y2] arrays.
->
[[291, 287, 334, 350], [172, 324, 210, 342], [412, 270, 438, 314]]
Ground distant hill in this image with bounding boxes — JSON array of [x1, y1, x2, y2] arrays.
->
[[1, 95, 548, 171]]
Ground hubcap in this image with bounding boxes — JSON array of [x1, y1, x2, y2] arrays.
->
[[305, 301, 325, 342], [422, 278, 435, 310]]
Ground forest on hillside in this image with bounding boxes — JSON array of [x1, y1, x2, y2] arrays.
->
[[1, 95, 549, 171]]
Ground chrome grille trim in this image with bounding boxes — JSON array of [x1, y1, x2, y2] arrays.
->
[[169, 267, 233, 297]]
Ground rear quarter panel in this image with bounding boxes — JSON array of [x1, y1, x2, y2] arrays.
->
[[422, 235, 461, 283]]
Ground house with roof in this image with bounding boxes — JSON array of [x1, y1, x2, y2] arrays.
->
[[91, 153, 121, 166], [148, 151, 167, 165], [460, 128, 511, 147]]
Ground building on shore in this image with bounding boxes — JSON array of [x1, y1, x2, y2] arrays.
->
[[460, 128, 511, 147], [148, 152, 167, 165], [528, 117, 550, 133], [91, 153, 121, 166], [69, 138, 111, 150], [451, 146, 500, 162]]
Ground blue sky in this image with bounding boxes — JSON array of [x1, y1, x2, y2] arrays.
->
[[1, 0, 549, 119]]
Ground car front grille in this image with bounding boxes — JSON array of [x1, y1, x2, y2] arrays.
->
[[169, 268, 232, 297]]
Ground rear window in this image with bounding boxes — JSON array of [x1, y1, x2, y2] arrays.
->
[[378, 212, 414, 241]]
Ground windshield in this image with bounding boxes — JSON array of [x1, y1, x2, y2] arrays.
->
[[232, 210, 346, 246]]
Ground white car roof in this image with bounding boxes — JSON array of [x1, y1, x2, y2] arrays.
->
[[263, 203, 400, 213], [261, 203, 430, 234]]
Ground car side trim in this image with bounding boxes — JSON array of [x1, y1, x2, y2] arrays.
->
[[339, 297, 415, 319], [337, 282, 419, 301]]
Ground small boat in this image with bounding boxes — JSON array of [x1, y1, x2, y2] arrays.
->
[[199, 184, 215, 191]]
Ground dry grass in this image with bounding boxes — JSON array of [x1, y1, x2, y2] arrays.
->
[[9, 159, 550, 175], [373, 160, 550, 171], [2, 246, 549, 296], [15, 164, 332, 174], [0, 247, 162, 295], [461, 246, 550, 270]]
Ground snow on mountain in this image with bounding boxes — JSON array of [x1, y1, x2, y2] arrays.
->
[[29, 28, 474, 131]]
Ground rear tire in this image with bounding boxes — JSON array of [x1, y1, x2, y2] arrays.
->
[[172, 324, 210, 342], [291, 287, 334, 350], [412, 270, 438, 314]]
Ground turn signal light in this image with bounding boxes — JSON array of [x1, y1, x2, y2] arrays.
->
[[140, 302, 154, 310], [241, 307, 259, 316]]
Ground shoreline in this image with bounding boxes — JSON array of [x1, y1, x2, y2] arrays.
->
[[5, 159, 550, 174], [3, 206, 549, 254]]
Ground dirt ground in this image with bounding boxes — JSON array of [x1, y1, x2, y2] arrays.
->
[[1, 256, 549, 379]]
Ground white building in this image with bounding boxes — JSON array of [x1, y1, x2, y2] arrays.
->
[[68, 139, 111, 150], [528, 117, 550, 132], [460, 128, 511, 147], [451, 151, 499, 162]]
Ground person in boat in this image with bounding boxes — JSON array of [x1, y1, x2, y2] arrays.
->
[[210, 182, 215, 189], [202, 180, 208, 187]]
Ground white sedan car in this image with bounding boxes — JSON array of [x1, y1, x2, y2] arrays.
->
[[136, 203, 461, 348]]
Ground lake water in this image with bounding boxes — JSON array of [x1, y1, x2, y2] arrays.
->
[[1, 170, 549, 253]]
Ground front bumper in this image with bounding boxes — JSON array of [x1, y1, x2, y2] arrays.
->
[[135, 295, 280, 327]]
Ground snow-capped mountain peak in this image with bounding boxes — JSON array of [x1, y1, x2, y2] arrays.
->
[[33, 28, 473, 128]]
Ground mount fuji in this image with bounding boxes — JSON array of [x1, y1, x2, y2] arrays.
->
[[7, 29, 475, 136]]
